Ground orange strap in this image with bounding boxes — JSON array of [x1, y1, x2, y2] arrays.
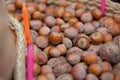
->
[[22, 3, 31, 44]]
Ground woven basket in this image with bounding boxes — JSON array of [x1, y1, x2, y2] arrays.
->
[[9, 0, 120, 80]]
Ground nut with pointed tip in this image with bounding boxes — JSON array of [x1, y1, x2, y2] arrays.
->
[[56, 44, 67, 56], [101, 61, 112, 72], [75, 8, 86, 18], [32, 11, 42, 20], [74, 22, 84, 33], [39, 25, 50, 36], [41, 65, 52, 74], [37, 3, 47, 12], [92, 8, 102, 20], [103, 33, 112, 42], [62, 37, 73, 49], [68, 17, 78, 26], [45, 16, 56, 27], [63, 11, 73, 22], [75, 2, 86, 10], [55, 7, 64, 18], [56, 18, 65, 26], [81, 12, 93, 23]]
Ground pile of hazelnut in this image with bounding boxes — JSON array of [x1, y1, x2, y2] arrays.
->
[[7, 0, 120, 80]]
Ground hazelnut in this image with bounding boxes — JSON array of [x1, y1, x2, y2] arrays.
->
[[74, 22, 84, 33], [77, 62, 88, 70], [47, 57, 67, 69], [98, 42, 120, 64], [64, 27, 78, 39], [34, 53, 39, 63], [82, 51, 98, 65], [56, 74, 73, 80], [88, 63, 102, 76], [48, 47, 61, 58], [112, 63, 120, 76], [103, 33, 112, 42], [75, 8, 86, 18], [35, 36, 49, 48], [34, 63, 41, 77], [43, 46, 52, 57], [32, 11, 42, 20], [37, 3, 47, 12], [76, 37, 90, 49], [45, 6, 55, 16], [91, 32, 104, 44], [30, 30, 38, 43], [55, 7, 64, 18], [49, 32, 62, 45], [97, 27, 108, 34], [60, 23, 70, 31], [37, 51, 48, 65], [104, 18, 116, 28], [56, 44, 67, 56], [36, 75, 48, 80], [71, 64, 87, 80], [53, 63, 72, 77], [81, 12, 93, 23], [113, 35, 120, 47], [27, 6, 36, 15], [67, 46, 83, 55], [75, 2, 86, 9], [56, 18, 65, 26], [30, 20, 43, 31], [92, 8, 102, 20], [13, 13, 23, 22], [107, 23, 120, 36], [92, 21, 100, 29], [99, 17, 108, 27], [115, 76, 120, 80], [62, 37, 73, 49], [41, 65, 52, 74], [45, 72, 55, 80], [101, 61, 112, 72], [39, 25, 51, 36], [36, 0, 48, 4], [100, 72, 115, 80], [85, 74, 99, 80], [7, 3, 16, 13], [33, 44, 41, 54], [83, 23, 95, 35], [65, 7, 75, 17], [67, 51, 81, 65], [45, 16, 56, 27], [68, 17, 78, 26], [58, 0, 67, 7], [51, 26, 61, 32], [63, 11, 73, 22], [114, 14, 120, 23]]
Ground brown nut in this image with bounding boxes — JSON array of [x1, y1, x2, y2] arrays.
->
[[81, 12, 93, 23], [82, 51, 98, 65], [45, 16, 56, 27], [74, 22, 84, 33], [56, 18, 65, 26], [68, 17, 78, 26], [56, 44, 67, 56], [56, 74, 73, 80], [45, 6, 55, 16], [114, 14, 120, 23], [62, 37, 73, 49], [35, 36, 49, 48], [49, 32, 62, 45], [71, 64, 87, 80], [63, 11, 73, 22], [113, 35, 120, 48], [104, 18, 116, 28], [77, 62, 88, 70], [65, 7, 75, 17], [43, 46, 52, 57], [92, 8, 102, 20], [45, 72, 55, 80], [14, 0, 24, 9], [30, 20, 43, 31], [30, 30, 38, 43], [92, 21, 100, 29], [107, 23, 120, 36], [85, 74, 99, 80], [88, 63, 102, 76], [76, 37, 90, 49], [51, 26, 61, 32], [75, 2, 86, 10], [58, 0, 67, 7], [67, 51, 81, 65], [83, 23, 95, 35], [112, 63, 120, 76], [100, 72, 115, 80], [41, 65, 52, 74], [47, 57, 67, 69], [39, 25, 50, 36], [37, 51, 48, 65], [55, 7, 64, 18], [60, 23, 70, 31], [48, 47, 61, 58], [75, 8, 86, 18], [115, 75, 120, 80], [32, 11, 42, 20], [91, 32, 104, 44], [36, 75, 48, 80], [37, 3, 47, 12], [64, 27, 78, 39], [103, 33, 112, 42], [97, 42, 120, 64], [97, 27, 108, 34], [34, 63, 41, 77], [101, 61, 112, 72]]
